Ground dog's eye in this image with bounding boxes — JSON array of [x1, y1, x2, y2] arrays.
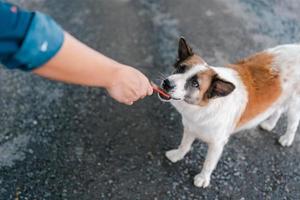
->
[[192, 79, 199, 88]]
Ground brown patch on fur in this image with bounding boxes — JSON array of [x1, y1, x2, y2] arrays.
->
[[185, 55, 206, 66], [196, 69, 217, 106], [175, 55, 206, 70], [229, 52, 282, 127]]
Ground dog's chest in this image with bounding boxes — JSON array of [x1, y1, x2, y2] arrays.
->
[[172, 96, 242, 143], [173, 102, 222, 142], [182, 117, 218, 143]]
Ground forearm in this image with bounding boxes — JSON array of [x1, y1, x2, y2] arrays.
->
[[0, 2, 152, 104], [34, 32, 121, 88]]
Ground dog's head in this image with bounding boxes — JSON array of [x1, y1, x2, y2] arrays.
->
[[159, 37, 235, 106]]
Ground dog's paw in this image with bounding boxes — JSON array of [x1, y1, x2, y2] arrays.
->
[[194, 173, 210, 188], [165, 149, 183, 163], [279, 134, 294, 147], [259, 121, 274, 132]]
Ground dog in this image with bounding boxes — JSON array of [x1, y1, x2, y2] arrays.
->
[[159, 37, 300, 188]]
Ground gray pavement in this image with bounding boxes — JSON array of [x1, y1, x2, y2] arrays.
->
[[1, 0, 300, 199]]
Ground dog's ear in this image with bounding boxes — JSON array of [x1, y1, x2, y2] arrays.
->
[[178, 37, 193, 61], [205, 75, 235, 99]]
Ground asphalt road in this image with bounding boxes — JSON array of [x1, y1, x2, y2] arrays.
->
[[1, 0, 300, 199]]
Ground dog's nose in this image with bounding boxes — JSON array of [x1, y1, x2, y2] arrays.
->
[[162, 79, 175, 91]]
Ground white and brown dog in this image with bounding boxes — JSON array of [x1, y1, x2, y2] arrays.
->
[[160, 38, 300, 188]]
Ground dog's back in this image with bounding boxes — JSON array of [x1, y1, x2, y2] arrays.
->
[[267, 44, 300, 90], [229, 51, 282, 128], [232, 44, 300, 139]]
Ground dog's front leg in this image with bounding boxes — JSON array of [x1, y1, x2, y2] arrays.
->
[[194, 141, 226, 188], [166, 128, 195, 163]]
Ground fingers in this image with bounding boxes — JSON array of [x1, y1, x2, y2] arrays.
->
[[147, 82, 153, 96], [124, 88, 147, 105], [127, 74, 148, 102], [139, 78, 149, 98], [138, 74, 153, 97], [124, 92, 138, 105], [125, 101, 134, 105], [107, 66, 154, 106], [119, 95, 135, 105], [124, 69, 152, 102]]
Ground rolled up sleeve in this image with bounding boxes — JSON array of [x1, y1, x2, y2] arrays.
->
[[0, 2, 64, 71], [13, 12, 64, 70]]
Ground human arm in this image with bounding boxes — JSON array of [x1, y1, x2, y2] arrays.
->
[[0, 1, 152, 105], [34, 32, 153, 105]]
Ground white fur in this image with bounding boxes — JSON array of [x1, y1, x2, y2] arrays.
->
[[165, 44, 300, 188]]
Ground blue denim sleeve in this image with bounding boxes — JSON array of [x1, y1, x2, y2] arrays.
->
[[0, 1, 64, 71]]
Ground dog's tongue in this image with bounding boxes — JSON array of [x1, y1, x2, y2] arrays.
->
[[151, 82, 171, 100]]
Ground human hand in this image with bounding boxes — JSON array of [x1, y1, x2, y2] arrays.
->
[[106, 65, 153, 105]]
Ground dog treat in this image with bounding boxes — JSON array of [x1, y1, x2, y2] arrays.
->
[[151, 82, 171, 100]]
